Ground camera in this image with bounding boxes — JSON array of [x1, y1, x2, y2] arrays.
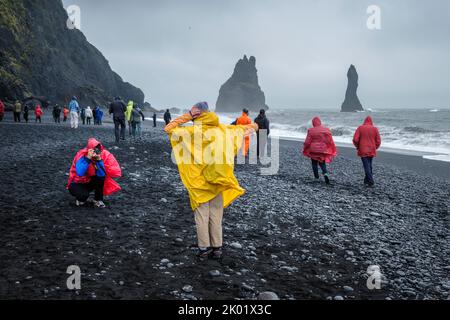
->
[[94, 147, 101, 156]]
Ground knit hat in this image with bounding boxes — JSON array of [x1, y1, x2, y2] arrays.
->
[[194, 102, 209, 111]]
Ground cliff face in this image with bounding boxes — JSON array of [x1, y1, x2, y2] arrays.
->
[[0, 0, 144, 106], [216, 55, 268, 113], [341, 65, 364, 112]]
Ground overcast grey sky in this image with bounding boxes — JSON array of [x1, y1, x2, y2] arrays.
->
[[62, 0, 450, 109]]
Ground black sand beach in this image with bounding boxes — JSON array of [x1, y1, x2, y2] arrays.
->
[[0, 116, 449, 300]]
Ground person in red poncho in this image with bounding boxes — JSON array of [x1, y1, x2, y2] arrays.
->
[[0, 99, 5, 122], [353, 116, 381, 187], [67, 138, 122, 208], [34, 104, 43, 123], [303, 117, 338, 184]]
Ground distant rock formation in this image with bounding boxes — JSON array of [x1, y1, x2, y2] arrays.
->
[[216, 55, 268, 113], [341, 65, 364, 112], [0, 0, 144, 107]]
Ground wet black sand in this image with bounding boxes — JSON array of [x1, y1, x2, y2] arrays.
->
[[0, 117, 448, 300]]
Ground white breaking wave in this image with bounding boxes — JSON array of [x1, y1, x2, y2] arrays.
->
[[423, 155, 450, 162], [216, 112, 450, 162]]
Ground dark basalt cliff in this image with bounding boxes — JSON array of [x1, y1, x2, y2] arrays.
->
[[0, 0, 144, 107], [341, 65, 364, 112], [216, 55, 268, 113]]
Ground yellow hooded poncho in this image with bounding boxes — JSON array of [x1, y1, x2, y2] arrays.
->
[[166, 112, 256, 210], [125, 101, 134, 122]]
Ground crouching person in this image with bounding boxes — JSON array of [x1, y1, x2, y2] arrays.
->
[[67, 138, 122, 208], [165, 102, 258, 260]]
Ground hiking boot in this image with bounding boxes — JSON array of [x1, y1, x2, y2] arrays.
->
[[196, 248, 213, 260], [93, 200, 106, 208], [75, 200, 85, 207], [211, 248, 223, 260]]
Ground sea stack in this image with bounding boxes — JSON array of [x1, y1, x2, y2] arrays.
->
[[341, 65, 364, 112], [216, 55, 268, 113]]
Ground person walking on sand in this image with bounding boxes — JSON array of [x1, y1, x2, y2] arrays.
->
[[53, 104, 61, 123], [34, 104, 43, 123], [0, 99, 5, 122], [153, 113, 157, 127], [236, 109, 252, 157], [164, 109, 172, 126], [95, 106, 104, 125], [131, 104, 145, 140], [353, 116, 381, 187], [85, 106, 93, 125], [303, 117, 337, 185], [69, 96, 80, 129], [80, 106, 86, 125], [165, 102, 258, 260], [67, 138, 122, 208], [63, 106, 69, 122], [13, 100, 22, 122], [125, 101, 134, 136], [254, 109, 270, 159], [23, 104, 29, 123], [109, 96, 127, 143]]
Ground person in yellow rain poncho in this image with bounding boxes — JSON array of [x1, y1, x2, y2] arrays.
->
[[125, 100, 134, 136], [165, 102, 258, 260]]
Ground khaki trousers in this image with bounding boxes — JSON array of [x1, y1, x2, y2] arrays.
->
[[194, 193, 224, 248]]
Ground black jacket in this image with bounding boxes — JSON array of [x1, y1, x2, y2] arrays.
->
[[254, 115, 270, 136], [53, 106, 61, 117], [164, 111, 172, 123], [109, 100, 126, 119]]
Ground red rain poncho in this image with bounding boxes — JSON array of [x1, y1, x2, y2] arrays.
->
[[353, 116, 381, 158], [67, 138, 122, 196], [35, 105, 43, 117], [303, 117, 338, 163]]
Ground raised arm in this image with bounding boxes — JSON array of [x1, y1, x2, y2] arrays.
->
[[164, 113, 193, 134], [241, 123, 259, 137]]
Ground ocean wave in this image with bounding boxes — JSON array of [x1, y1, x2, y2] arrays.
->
[[331, 127, 353, 137], [217, 112, 450, 159], [423, 154, 450, 162], [402, 126, 439, 134]]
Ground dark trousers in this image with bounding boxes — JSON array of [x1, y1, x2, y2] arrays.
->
[[114, 117, 126, 142], [14, 112, 21, 122], [257, 133, 268, 158], [35, 116, 41, 123], [0, 114, 3, 122], [69, 177, 105, 202], [81, 117, 86, 125], [153, 119, 157, 127], [128, 121, 133, 135], [54, 116, 60, 123], [24, 113, 28, 123], [312, 160, 327, 179], [362, 157, 374, 185], [87, 117, 92, 125]]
